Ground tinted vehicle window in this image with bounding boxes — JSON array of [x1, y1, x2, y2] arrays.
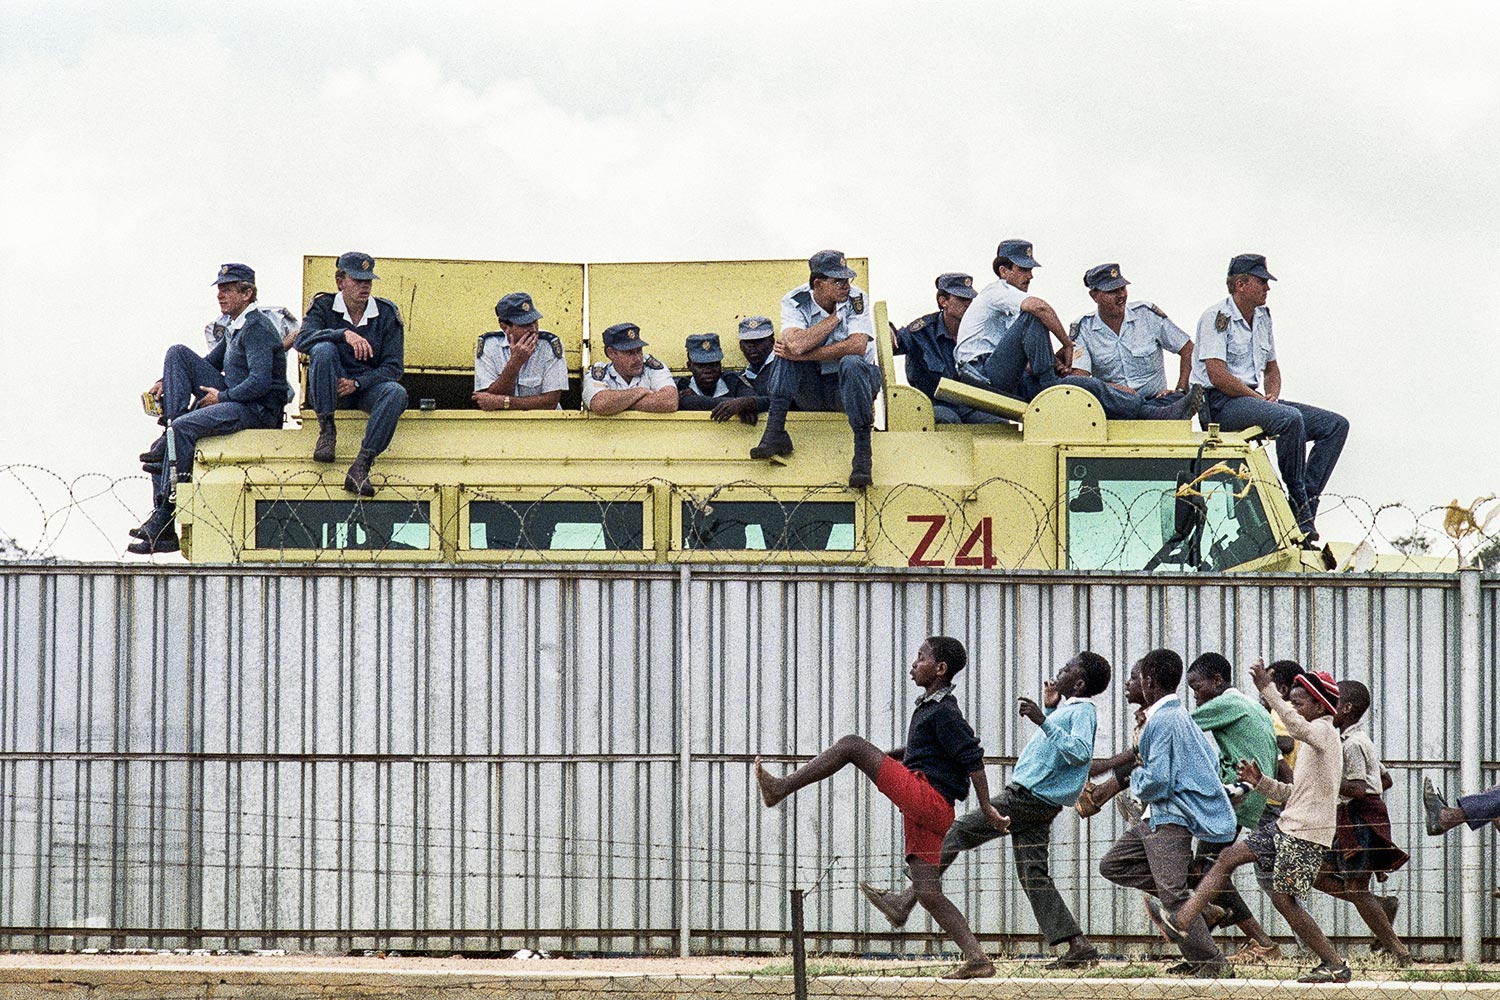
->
[[469, 500, 645, 551], [1065, 457, 1277, 572], [254, 500, 431, 551], [683, 500, 856, 551]]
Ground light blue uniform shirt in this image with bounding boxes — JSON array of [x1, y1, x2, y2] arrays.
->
[[1071, 302, 1190, 397], [779, 284, 876, 374], [954, 278, 1028, 366], [1011, 697, 1098, 807], [1190, 296, 1276, 389], [1131, 695, 1237, 843]]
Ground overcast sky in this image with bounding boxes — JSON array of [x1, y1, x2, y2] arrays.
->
[[2, 0, 1497, 560]]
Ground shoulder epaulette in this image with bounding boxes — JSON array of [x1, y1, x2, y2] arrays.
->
[[374, 296, 401, 318], [791, 288, 812, 306], [643, 355, 664, 370], [476, 330, 505, 358], [310, 291, 336, 305], [538, 330, 564, 358], [589, 363, 609, 381], [1214, 311, 1229, 332], [1131, 301, 1167, 318]]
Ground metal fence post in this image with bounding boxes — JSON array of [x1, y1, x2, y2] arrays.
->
[[677, 564, 693, 958], [790, 888, 808, 1000], [1459, 566, 1483, 963]]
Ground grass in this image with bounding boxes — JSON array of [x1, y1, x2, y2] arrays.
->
[[1401, 964, 1500, 983]]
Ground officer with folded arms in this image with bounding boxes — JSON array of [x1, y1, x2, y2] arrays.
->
[[750, 250, 881, 487], [583, 323, 678, 414], [473, 292, 568, 411], [294, 252, 407, 497]]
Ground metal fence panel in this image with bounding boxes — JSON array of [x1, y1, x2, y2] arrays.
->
[[0, 565, 1485, 955]]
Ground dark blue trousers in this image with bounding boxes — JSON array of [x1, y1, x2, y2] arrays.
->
[[305, 342, 408, 456], [981, 313, 1173, 418], [1205, 390, 1349, 531], [156, 345, 276, 501], [765, 355, 879, 431]]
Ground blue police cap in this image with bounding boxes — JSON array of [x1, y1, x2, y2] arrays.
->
[[212, 262, 255, 285], [1084, 263, 1130, 292], [1228, 254, 1276, 281], [602, 322, 648, 351], [495, 291, 543, 325], [935, 272, 977, 299], [995, 239, 1040, 268], [336, 251, 379, 280], [808, 249, 856, 280], [686, 332, 724, 363], [738, 315, 774, 340]]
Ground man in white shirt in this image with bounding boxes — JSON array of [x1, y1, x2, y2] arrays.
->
[[749, 250, 881, 487], [582, 323, 678, 415], [1189, 255, 1348, 538], [473, 292, 568, 411]]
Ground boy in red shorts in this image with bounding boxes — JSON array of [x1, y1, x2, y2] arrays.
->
[[755, 636, 1005, 979]]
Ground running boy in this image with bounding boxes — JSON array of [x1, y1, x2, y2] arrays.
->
[[754, 636, 1005, 979], [1152, 659, 1351, 984], [1317, 679, 1410, 963], [858, 652, 1111, 969]]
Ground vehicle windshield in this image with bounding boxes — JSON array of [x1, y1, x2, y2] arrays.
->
[[1064, 456, 1279, 572]]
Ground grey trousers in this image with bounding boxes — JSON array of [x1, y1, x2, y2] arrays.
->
[[938, 783, 1082, 946], [1100, 821, 1226, 964]]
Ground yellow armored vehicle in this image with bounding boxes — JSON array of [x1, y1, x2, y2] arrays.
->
[[175, 255, 1329, 572]]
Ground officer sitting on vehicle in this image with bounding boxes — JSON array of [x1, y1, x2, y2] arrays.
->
[[473, 292, 568, 411], [130, 262, 289, 555], [1067, 263, 1202, 416], [582, 323, 678, 414], [676, 332, 764, 423], [294, 252, 407, 497], [736, 316, 777, 394], [894, 272, 1003, 424], [750, 250, 881, 488]]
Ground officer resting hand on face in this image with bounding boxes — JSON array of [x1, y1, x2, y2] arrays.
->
[[676, 333, 763, 423], [1067, 263, 1204, 417], [894, 272, 1003, 424], [293, 251, 407, 497], [130, 262, 290, 555], [1191, 254, 1348, 541], [473, 292, 568, 411], [582, 323, 679, 414], [749, 250, 881, 488]]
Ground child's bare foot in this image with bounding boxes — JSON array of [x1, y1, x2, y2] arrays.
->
[[754, 757, 785, 807]]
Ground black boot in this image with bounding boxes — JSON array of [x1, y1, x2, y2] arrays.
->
[[848, 429, 873, 488], [313, 416, 337, 463], [344, 449, 376, 497], [749, 400, 794, 459], [126, 503, 179, 555], [139, 434, 166, 465]]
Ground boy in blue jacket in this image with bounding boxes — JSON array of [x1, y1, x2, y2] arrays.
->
[[1099, 649, 1237, 977]]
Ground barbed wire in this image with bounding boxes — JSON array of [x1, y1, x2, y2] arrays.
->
[[4, 463, 1497, 573]]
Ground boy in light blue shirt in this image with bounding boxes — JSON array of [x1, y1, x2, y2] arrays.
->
[[861, 651, 1112, 970]]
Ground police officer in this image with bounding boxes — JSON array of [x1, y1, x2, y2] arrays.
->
[[129, 263, 289, 554], [750, 250, 881, 488], [473, 292, 568, 411], [954, 239, 1074, 397], [294, 252, 408, 497], [894, 272, 1003, 424], [676, 333, 763, 423], [1068, 263, 1203, 416], [1191, 254, 1348, 539], [582, 323, 678, 414], [736, 316, 777, 393]]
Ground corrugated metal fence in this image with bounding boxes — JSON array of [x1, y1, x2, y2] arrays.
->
[[0, 564, 1490, 957]]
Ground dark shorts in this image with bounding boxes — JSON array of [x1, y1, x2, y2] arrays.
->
[[1326, 818, 1381, 878], [1246, 819, 1325, 897], [875, 757, 955, 865]]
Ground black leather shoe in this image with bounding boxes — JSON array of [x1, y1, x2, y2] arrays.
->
[[344, 453, 375, 497], [126, 530, 179, 555], [313, 419, 337, 463]]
